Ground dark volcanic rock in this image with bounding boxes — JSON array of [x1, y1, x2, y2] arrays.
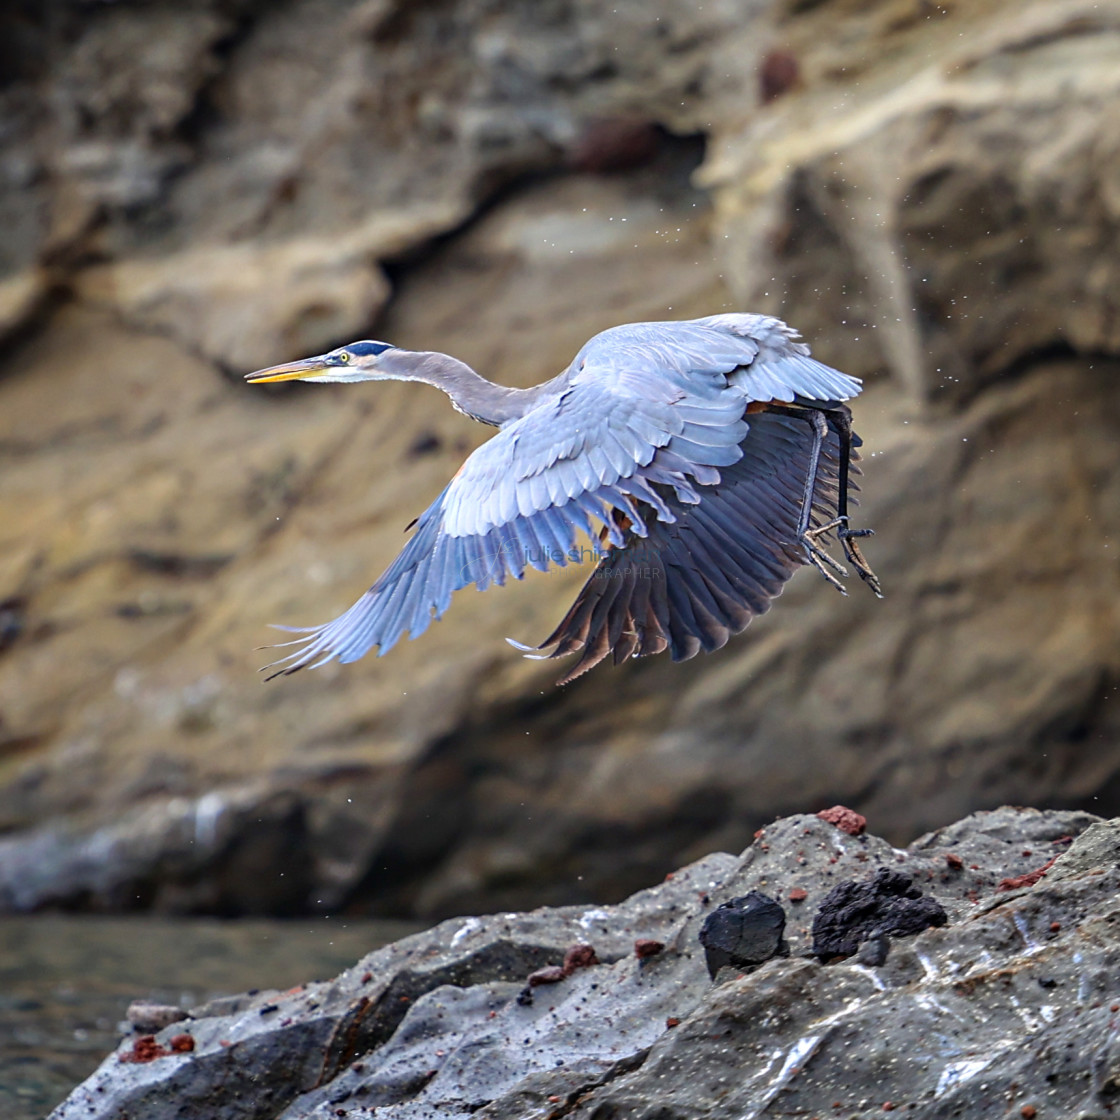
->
[[810, 867, 948, 959], [698, 891, 787, 977], [854, 931, 891, 968], [50, 807, 1120, 1120]]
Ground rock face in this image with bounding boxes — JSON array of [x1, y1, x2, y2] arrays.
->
[[707, 0, 1120, 403], [51, 807, 1120, 1119], [2, 0, 1120, 919], [0, 0, 742, 366]]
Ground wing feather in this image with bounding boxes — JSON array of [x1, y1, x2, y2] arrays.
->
[[664, 579, 705, 660], [526, 408, 852, 683]]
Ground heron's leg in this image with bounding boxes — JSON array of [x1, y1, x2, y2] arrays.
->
[[821, 407, 883, 597], [759, 404, 848, 590], [790, 408, 849, 592], [758, 403, 881, 595]]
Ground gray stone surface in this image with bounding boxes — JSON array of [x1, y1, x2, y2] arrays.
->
[[52, 807, 1120, 1119]]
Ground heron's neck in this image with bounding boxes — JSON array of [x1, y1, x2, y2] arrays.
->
[[380, 350, 552, 427]]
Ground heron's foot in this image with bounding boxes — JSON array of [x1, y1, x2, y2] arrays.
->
[[800, 520, 849, 594], [838, 519, 884, 598]]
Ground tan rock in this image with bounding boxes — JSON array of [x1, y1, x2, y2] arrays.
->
[[0, 270, 47, 342], [73, 204, 465, 370], [704, 0, 1120, 402]]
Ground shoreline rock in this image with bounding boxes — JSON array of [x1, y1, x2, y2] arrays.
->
[[52, 805, 1119, 1119]]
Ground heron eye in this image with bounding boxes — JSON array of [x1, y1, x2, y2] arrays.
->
[[337, 352, 350, 363]]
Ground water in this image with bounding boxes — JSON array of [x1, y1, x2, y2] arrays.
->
[[0, 915, 423, 1119]]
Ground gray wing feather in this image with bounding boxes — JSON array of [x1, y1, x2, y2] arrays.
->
[[443, 374, 740, 539]]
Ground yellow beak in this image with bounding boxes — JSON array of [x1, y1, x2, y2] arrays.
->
[[244, 357, 332, 384]]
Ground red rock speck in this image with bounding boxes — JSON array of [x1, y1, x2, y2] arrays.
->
[[665, 1017, 681, 1028], [788, 888, 808, 903], [634, 939, 665, 959], [817, 806, 867, 836], [567, 117, 661, 174], [945, 853, 964, 870], [528, 966, 568, 987], [1020, 1106, 1037, 1119], [997, 857, 1057, 892], [169, 1034, 194, 1053], [563, 944, 599, 973], [759, 49, 800, 103], [119, 1036, 169, 1063], [526, 943, 599, 988]]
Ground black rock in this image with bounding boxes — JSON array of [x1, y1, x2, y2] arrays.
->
[[855, 932, 891, 967], [699, 890, 787, 978], [811, 867, 947, 958]]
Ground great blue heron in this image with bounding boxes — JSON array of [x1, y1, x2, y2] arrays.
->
[[246, 314, 880, 684]]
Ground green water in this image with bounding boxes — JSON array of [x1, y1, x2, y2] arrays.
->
[[0, 915, 423, 1119]]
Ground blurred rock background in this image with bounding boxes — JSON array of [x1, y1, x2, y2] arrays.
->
[[0, 0, 1118, 921]]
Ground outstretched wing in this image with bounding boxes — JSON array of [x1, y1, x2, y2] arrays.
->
[[524, 408, 855, 684], [260, 315, 861, 677]]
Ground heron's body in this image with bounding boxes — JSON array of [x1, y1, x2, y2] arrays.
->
[[247, 314, 880, 683]]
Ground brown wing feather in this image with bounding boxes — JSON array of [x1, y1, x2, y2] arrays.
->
[[533, 407, 855, 684]]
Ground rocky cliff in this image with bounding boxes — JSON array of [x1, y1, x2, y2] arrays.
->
[[1, 0, 1119, 918]]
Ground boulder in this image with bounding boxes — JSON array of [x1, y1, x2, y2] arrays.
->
[[51, 807, 1120, 1119]]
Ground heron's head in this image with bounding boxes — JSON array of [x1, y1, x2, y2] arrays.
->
[[245, 340, 395, 384]]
